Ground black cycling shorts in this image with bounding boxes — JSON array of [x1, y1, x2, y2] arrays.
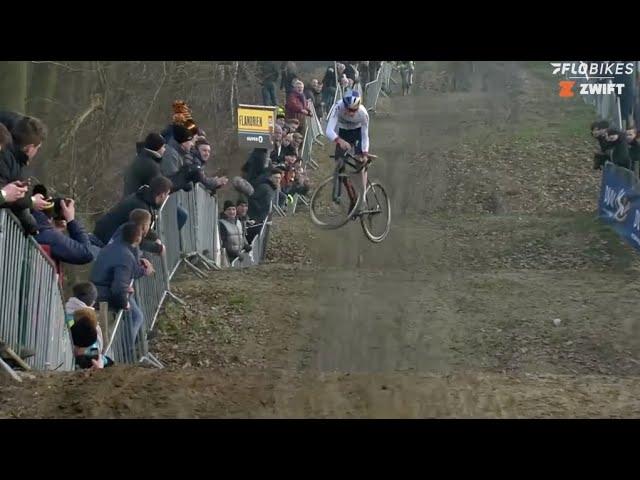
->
[[335, 127, 363, 159]]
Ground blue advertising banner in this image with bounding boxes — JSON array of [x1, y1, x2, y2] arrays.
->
[[598, 162, 640, 251]]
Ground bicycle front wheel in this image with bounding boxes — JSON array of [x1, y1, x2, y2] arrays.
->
[[309, 174, 359, 230], [360, 182, 391, 243]]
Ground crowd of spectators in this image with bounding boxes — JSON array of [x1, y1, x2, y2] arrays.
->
[[0, 60, 382, 372], [589, 63, 640, 176], [0, 95, 279, 370]]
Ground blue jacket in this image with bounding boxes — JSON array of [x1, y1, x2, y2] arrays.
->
[[109, 224, 146, 279], [33, 210, 94, 265], [89, 239, 138, 310]]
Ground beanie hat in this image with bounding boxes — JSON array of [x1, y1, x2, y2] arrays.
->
[[173, 124, 194, 144], [144, 133, 166, 151]]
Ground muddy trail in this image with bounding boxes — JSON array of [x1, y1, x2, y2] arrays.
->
[[3, 62, 640, 418]]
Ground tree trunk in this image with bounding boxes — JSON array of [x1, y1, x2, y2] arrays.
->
[[27, 62, 59, 120], [0, 62, 28, 113]]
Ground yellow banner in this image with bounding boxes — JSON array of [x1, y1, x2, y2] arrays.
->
[[237, 107, 274, 133]]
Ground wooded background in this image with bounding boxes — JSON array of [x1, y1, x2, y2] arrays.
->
[[0, 60, 268, 216]]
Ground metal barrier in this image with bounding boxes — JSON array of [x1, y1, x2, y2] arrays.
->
[[364, 78, 382, 112], [177, 189, 198, 258], [195, 186, 218, 266], [134, 252, 170, 332], [158, 193, 182, 280], [103, 308, 160, 367], [21, 236, 74, 371], [0, 210, 26, 354], [0, 209, 74, 372]]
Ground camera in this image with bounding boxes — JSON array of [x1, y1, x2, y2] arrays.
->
[[33, 184, 71, 220], [74, 346, 100, 369], [51, 198, 71, 221]]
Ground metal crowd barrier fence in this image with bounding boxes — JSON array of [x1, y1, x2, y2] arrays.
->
[[0, 209, 26, 355], [177, 189, 198, 258], [364, 77, 382, 112], [134, 252, 170, 332], [158, 193, 182, 280], [21, 236, 74, 371], [103, 308, 160, 367], [195, 186, 218, 266], [0, 209, 74, 372]]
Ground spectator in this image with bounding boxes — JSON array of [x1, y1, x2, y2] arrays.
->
[[66, 282, 98, 320], [161, 124, 198, 230], [109, 209, 162, 272], [242, 147, 270, 187], [66, 283, 113, 369], [305, 79, 324, 117], [370, 61, 381, 81], [291, 132, 304, 157], [69, 308, 114, 369], [259, 61, 280, 106], [0, 112, 50, 234], [124, 133, 200, 199], [281, 161, 310, 198], [270, 125, 284, 165], [278, 134, 296, 162], [219, 200, 251, 261], [359, 61, 370, 89], [0, 180, 27, 206], [193, 138, 229, 193], [340, 74, 351, 91], [591, 120, 610, 170], [283, 118, 301, 135], [322, 66, 338, 112], [0, 124, 28, 205], [236, 199, 255, 239], [32, 193, 94, 266], [604, 128, 632, 169], [614, 66, 636, 129], [626, 126, 640, 173], [123, 133, 167, 196], [90, 222, 145, 349], [344, 61, 359, 85], [93, 175, 172, 248], [276, 106, 286, 129], [248, 167, 283, 225], [280, 61, 299, 95], [285, 80, 311, 131], [161, 124, 197, 184]]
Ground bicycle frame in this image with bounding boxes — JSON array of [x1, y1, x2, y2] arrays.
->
[[331, 151, 372, 204]]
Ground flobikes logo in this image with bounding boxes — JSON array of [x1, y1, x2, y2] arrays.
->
[[551, 62, 635, 98]]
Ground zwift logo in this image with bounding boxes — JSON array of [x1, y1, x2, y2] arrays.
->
[[551, 62, 634, 98]]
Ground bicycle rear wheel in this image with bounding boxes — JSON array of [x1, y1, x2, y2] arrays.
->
[[360, 182, 391, 243], [310, 174, 359, 229]]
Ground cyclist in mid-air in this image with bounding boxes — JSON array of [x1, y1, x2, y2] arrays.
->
[[325, 90, 370, 213]]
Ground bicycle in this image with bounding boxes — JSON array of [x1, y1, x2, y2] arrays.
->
[[309, 149, 391, 243]]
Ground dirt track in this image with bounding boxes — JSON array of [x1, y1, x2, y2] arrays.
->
[[3, 62, 640, 418]]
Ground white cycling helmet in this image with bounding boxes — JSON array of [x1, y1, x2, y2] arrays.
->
[[342, 90, 362, 110]]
